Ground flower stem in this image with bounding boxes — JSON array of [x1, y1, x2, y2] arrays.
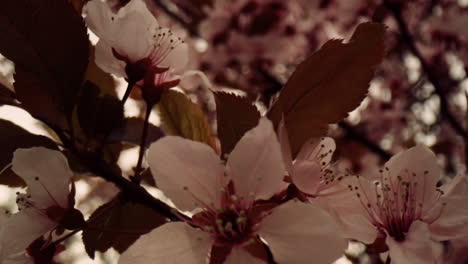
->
[[121, 80, 136, 105], [132, 102, 154, 184]]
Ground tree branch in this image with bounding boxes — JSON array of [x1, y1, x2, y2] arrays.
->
[[384, 0, 468, 140], [76, 151, 178, 221]]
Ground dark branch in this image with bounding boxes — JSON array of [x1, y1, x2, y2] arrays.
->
[[76, 150, 178, 221], [338, 122, 392, 161]]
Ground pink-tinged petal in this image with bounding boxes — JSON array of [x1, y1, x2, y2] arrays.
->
[[227, 118, 285, 202], [384, 145, 441, 214], [109, 0, 157, 60], [291, 160, 321, 195], [277, 118, 293, 175], [386, 221, 438, 264], [296, 137, 336, 165], [258, 201, 346, 264], [426, 176, 468, 240], [1, 209, 55, 259], [12, 148, 72, 209], [314, 176, 379, 244], [85, 0, 158, 61], [333, 211, 378, 244], [118, 222, 211, 264], [94, 41, 127, 77], [224, 246, 266, 264], [159, 39, 189, 71], [147, 137, 224, 211], [84, 0, 114, 41]]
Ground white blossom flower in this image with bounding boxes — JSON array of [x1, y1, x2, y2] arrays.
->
[[84, 0, 188, 82], [119, 118, 346, 264], [0, 147, 82, 263], [336, 145, 468, 264]]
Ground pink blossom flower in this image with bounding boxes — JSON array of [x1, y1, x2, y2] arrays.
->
[[336, 145, 468, 264], [0, 147, 83, 263], [119, 118, 346, 263], [84, 0, 188, 83]]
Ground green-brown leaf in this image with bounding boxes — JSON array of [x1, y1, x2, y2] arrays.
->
[[268, 22, 386, 156], [158, 90, 216, 150]]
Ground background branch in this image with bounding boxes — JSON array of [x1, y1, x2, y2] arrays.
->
[[384, 0, 468, 140]]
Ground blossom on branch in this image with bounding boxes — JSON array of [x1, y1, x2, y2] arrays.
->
[[119, 118, 346, 264], [84, 0, 188, 98]]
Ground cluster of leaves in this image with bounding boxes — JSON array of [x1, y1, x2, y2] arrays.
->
[[0, 0, 387, 262]]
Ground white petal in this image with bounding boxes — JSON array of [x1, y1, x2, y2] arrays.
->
[[291, 160, 321, 195], [386, 221, 438, 264], [258, 201, 346, 264], [1, 209, 55, 259], [12, 147, 72, 208], [332, 210, 378, 244], [227, 118, 285, 202], [321, 176, 379, 243], [224, 246, 266, 264], [427, 175, 468, 240], [384, 145, 441, 214], [84, 0, 114, 41], [118, 222, 211, 264], [110, 0, 158, 61], [94, 41, 127, 78], [296, 137, 335, 165], [159, 40, 189, 71], [85, 0, 158, 61], [148, 137, 224, 211]]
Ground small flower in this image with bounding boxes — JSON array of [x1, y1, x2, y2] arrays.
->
[[278, 121, 341, 198], [84, 0, 188, 83], [119, 118, 346, 264], [337, 145, 468, 264], [0, 147, 84, 263]]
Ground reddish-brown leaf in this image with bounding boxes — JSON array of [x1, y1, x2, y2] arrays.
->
[[82, 195, 167, 259], [0, 0, 89, 127], [268, 22, 386, 156], [214, 92, 260, 156], [0, 120, 57, 187]]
